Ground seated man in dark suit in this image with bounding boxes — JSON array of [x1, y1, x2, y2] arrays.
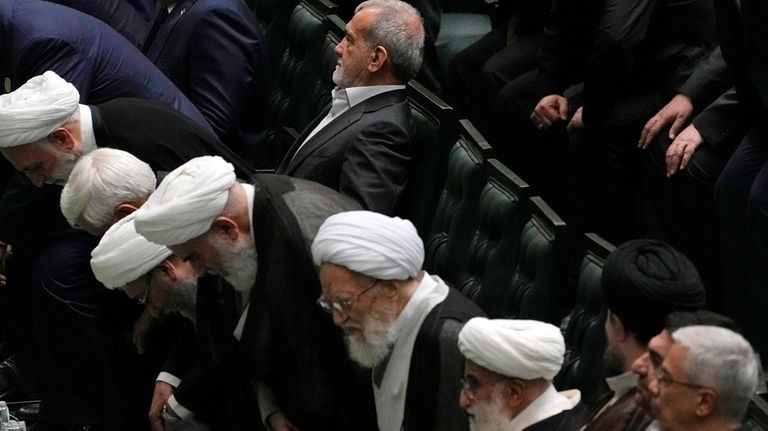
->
[[142, 0, 269, 162], [497, 0, 717, 238], [312, 210, 485, 431], [276, 0, 423, 215], [457, 317, 586, 431]]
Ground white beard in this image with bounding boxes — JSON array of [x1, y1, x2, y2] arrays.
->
[[343, 308, 397, 369], [209, 233, 257, 292], [467, 385, 512, 431]]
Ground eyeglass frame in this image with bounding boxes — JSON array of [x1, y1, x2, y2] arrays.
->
[[137, 271, 154, 305], [316, 278, 380, 314], [459, 375, 510, 400], [655, 367, 708, 390]]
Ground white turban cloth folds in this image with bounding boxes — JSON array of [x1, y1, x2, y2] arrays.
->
[[91, 213, 172, 289], [311, 211, 424, 281], [458, 318, 565, 380], [134, 156, 236, 246], [0, 71, 80, 148]]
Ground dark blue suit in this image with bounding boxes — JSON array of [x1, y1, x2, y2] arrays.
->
[[0, 0, 210, 130], [46, 0, 151, 47], [143, 0, 268, 162]]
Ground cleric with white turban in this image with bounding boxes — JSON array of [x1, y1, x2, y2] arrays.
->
[[311, 210, 424, 281], [134, 156, 236, 246], [91, 213, 172, 289], [458, 318, 565, 380], [0, 71, 80, 148]]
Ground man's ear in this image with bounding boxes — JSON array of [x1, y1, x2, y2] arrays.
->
[[695, 388, 718, 417], [49, 128, 76, 151], [212, 216, 239, 240], [156, 260, 177, 282], [504, 378, 526, 409], [114, 203, 140, 220], [368, 45, 388, 73], [608, 311, 630, 341]]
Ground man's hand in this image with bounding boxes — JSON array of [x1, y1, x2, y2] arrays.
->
[[149, 381, 174, 431], [531, 95, 568, 131], [665, 124, 703, 177], [639, 94, 693, 149], [132, 308, 158, 354], [268, 412, 300, 431], [567, 106, 584, 131]]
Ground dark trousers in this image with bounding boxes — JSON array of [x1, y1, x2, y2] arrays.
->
[[642, 131, 740, 308], [567, 90, 669, 244], [445, 25, 544, 139], [714, 126, 768, 362]]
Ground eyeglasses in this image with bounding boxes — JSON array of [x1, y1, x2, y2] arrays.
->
[[460, 376, 509, 400], [316, 279, 380, 314], [655, 368, 707, 390], [137, 271, 154, 305]]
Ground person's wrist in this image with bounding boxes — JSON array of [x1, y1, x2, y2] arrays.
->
[[161, 403, 181, 424]]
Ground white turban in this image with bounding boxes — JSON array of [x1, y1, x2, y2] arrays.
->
[[311, 211, 424, 280], [0, 71, 80, 148], [90, 213, 172, 289], [458, 318, 565, 380], [134, 156, 236, 246]]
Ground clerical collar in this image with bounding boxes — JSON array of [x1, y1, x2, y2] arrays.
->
[[78, 104, 97, 155], [605, 370, 638, 398]]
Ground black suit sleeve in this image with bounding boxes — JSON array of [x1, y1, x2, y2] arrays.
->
[[678, 47, 733, 109], [692, 87, 746, 148]]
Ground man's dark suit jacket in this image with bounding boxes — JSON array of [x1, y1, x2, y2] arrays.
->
[[143, 0, 269, 156], [276, 89, 413, 215], [0, 0, 209, 130], [46, 0, 151, 48]]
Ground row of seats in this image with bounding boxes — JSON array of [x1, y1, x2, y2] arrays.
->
[[252, 0, 768, 421]]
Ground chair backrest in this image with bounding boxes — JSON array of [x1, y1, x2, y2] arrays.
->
[[261, 0, 339, 165], [743, 396, 768, 431], [457, 158, 530, 317], [394, 80, 455, 238], [501, 196, 568, 324], [555, 233, 615, 408], [423, 119, 492, 287]]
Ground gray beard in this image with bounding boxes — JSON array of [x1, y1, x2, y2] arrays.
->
[[164, 278, 198, 323]]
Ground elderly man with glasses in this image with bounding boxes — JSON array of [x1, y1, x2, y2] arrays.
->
[[457, 318, 586, 431], [652, 326, 759, 431], [312, 210, 485, 431]]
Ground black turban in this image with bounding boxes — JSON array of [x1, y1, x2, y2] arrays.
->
[[601, 239, 706, 343]]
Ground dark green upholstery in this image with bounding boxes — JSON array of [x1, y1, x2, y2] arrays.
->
[[501, 196, 568, 324], [457, 158, 530, 318], [394, 80, 455, 238], [261, 0, 340, 166], [423, 120, 492, 287], [555, 233, 615, 408]]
